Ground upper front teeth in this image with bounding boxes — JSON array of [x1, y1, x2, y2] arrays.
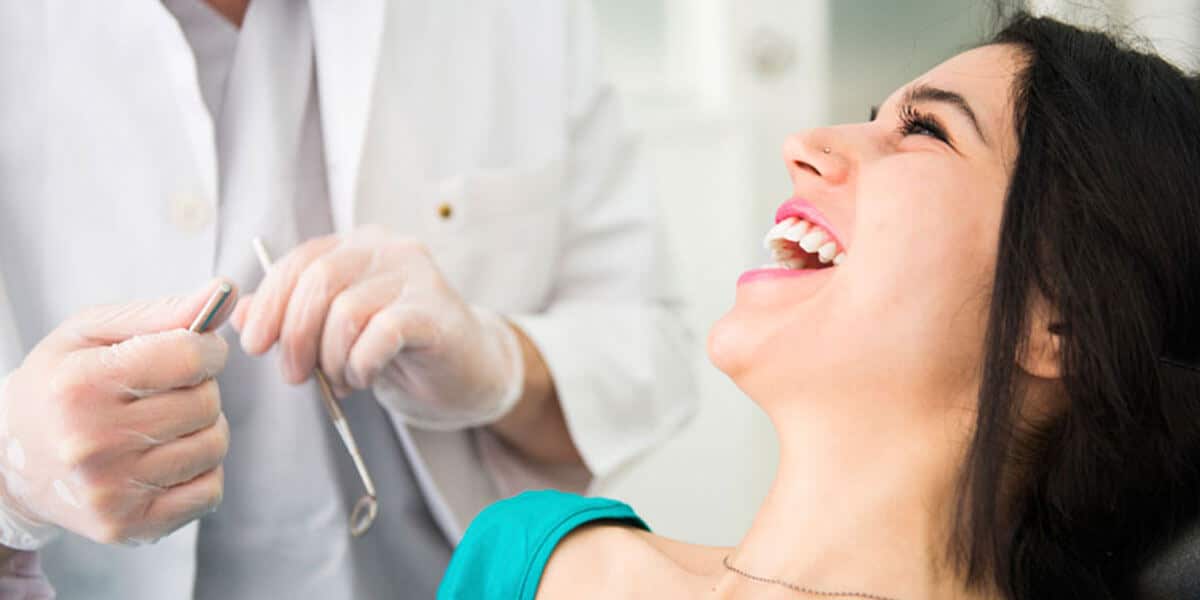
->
[[799, 230, 827, 253], [762, 217, 846, 269], [782, 220, 810, 242], [763, 218, 795, 249]]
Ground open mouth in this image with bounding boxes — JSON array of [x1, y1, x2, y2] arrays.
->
[[761, 202, 847, 271]]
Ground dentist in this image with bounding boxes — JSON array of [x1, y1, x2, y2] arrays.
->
[[0, 1, 694, 598]]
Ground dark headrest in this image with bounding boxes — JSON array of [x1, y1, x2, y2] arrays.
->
[[1138, 519, 1200, 599]]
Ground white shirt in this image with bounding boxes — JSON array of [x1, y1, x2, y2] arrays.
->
[[0, 2, 696, 597], [43, 1, 450, 597]]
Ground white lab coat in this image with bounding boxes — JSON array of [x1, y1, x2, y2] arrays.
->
[[0, 0, 695, 593]]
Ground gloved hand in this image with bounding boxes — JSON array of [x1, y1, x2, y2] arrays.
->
[[233, 227, 524, 430], [0, 279, 236, 549]]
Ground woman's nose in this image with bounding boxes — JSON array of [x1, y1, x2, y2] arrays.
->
[[782, 129, 850, 186]]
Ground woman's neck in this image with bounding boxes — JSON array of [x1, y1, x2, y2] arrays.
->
[[717, 401, 996, 600]]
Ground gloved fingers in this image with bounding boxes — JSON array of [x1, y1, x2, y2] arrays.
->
[[345, 304, 440, 389], [278, 245, 375, 384], [132, 413, 229, 490], [58, 278, 237, 350], [229, 292, 253, 333], [0, 280, 236, 549], [136, 465, 223, 544], [74, 329, 228, 398], [319, 275, 405, 391], [120, 379, 222, 446], [14, 410, 227, 546], [241, 235, 341, 356]]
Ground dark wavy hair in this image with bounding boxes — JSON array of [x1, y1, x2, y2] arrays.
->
[[953, 12, 1200, 599]]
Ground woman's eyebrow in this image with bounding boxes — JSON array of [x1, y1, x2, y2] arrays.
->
[[905, 84, 989, 146]]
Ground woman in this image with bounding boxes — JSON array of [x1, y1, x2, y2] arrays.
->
[[438, 13, 1200, 599]]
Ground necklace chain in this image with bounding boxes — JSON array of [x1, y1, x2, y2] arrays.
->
[[721, 555, 901, 600]]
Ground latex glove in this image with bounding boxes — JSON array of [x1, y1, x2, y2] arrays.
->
[[0, 280, 236, 549], [234, 227, 523, 430]]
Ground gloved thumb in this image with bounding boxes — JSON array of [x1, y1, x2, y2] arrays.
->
[[64, 278, 239, 348]]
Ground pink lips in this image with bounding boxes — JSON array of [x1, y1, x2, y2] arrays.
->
[[737, 268, 821, 285], [737, 198, 845, 286]]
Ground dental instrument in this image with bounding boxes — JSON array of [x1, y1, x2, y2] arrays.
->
[[189, 283, 234, 333], [251, 238, 379, 537]]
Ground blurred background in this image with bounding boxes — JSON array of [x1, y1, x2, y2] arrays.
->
[[588, 0, 1200, 546]]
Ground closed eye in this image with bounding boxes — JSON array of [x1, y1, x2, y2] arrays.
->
[[898, 104, 952, 147]]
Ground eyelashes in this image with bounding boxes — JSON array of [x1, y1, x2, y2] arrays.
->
[[897, 104, 951, 144], [870, 103, 952, 147]]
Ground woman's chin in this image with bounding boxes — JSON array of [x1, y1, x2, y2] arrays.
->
[[706, 311, 812, 389], [705, 314, 745, 380], [708, 306, 860, 407]]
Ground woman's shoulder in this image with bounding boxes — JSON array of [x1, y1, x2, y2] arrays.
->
[[537, 520, 729, 599], [438, 490, 652, 600]]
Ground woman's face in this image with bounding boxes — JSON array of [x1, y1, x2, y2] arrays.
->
[[709, 45, 1024, 417]]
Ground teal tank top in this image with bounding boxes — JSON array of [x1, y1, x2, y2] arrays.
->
[[437, 490, 650, 599]]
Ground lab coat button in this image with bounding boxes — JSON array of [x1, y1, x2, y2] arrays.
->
[[170, 194, 214, 233], [437, 202, 454, 220]]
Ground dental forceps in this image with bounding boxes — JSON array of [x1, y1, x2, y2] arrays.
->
[[252, 238, 379, 537]]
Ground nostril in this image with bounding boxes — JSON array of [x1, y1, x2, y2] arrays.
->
[[794, 160, 821, 177]]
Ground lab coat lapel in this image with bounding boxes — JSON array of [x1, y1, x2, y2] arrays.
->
[[149, 0, 221, 222], [308, 0, 385, 233]]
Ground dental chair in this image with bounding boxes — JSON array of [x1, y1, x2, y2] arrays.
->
[[1138, 518, 1200, 599]]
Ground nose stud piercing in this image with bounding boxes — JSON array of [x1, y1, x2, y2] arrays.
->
[[822, 147, 832, 154]]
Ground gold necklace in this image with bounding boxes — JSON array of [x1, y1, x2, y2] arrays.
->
[[721, 555, 901, 600]]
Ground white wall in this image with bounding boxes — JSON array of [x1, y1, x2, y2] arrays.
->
[[1032, 0, 1200, 67], [1122, 0, 1200, 68], [589, 0, 833, 546]]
